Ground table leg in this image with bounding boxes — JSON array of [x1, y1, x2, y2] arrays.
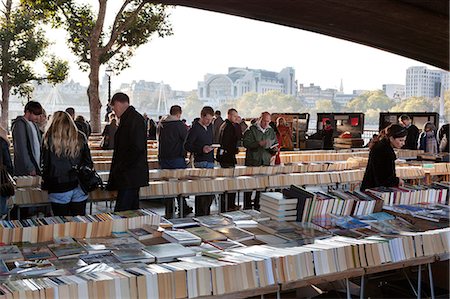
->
[[360, 275, 365, 299], [346, 278, 351, 299], [428, 263, 435, 299], [417, 264, 422, 299]]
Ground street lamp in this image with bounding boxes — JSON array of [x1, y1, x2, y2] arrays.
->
[[105, 67, 113, 122]]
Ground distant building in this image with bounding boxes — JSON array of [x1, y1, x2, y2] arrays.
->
[[297, 83, 336, 108], [405, 66, 445, 98], [197, 67, 296, 103], [333, 91, 362, 106], [382, 84, 405, 100]]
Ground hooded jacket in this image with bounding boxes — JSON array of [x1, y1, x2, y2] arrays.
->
[[157, 115, 188, 160]]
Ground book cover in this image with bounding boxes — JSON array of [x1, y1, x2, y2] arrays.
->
[[162, 229, 202, 246], [193, 215, 233, 228], [185, 226, 227, 242], [220, 210, 252, 221], [334, 216, 370, 230], [0, 245, 24, 262], [215, 226, 255, 242], [48, 242, 86, 259], [166, 218, 199, 228], [257, 220, 295, 234], [143, 243, 195, 263], [112, 249, 155, 263], [21, 244, 56, 261], [127, 228, 154, 241]]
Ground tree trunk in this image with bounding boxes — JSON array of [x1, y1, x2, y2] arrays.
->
[[1, 81, 10, 131], [87, 61, 102, 133], [0, 0, 12, 131]]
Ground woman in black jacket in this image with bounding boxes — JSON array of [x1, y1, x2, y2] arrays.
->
[[41, 111, 93, 216], [0, 127, 13, 217], [360, 124, 407, 191]]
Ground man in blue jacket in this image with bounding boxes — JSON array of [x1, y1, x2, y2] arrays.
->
[[184, 106, 215, 216]]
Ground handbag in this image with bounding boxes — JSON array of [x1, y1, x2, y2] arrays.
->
[[0, 148, 15, 197], [74, 165, 103, 195]]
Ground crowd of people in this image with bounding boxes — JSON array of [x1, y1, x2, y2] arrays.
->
[[0, 96, 449, 219]]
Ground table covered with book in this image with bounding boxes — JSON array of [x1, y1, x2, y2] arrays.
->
[[0, 182, 448, 298]]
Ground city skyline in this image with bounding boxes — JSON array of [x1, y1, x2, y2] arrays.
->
[[45, 6, 442, 94]]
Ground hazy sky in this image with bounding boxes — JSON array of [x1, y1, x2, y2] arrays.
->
[[48, 5, 437, 93]]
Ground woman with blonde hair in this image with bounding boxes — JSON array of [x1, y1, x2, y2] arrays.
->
[[41, 111, 93, 216]]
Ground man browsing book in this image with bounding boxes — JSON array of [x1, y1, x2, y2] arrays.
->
[[184, 106, 215, 216], [217, 108, 241, 211], [243, 111, 278, 210]]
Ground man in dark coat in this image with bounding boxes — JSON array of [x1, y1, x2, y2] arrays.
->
[[399, 114, 419, 150], [158, 105, 191, 217], [212, 110, 224, 144], [107, 92, 149, 211], [218, 108, 240, 211], [184, 106, 215, 216]]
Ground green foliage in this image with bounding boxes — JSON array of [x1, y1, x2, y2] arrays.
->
[[390, 96, 434, 113], [183, 92, 204, 122], [0, 2, 68, 98], [235, 90, 305, 118], [346, 90, 395, 113], [24, 0, 173, 73], [44, 55, 69, 84], [314, 99, 334, 112]]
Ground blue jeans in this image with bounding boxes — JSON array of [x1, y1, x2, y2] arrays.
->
[[159, 158, 186, 169], [194, 161, 215, 169], [48, 185, 88, 204], [0, 196, 8, 216], [193, 161, 215, 216], [160, 158, 189, 217]]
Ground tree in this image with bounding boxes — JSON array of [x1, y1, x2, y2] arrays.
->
[[0, 0, 68, 129], [314, 99, 334, 113], [391, 96, 432, 113], [183, 91, 203, 123], [235, 90, 305, 118], [25, 0, 172, 132], [346, 90, 394, 113]]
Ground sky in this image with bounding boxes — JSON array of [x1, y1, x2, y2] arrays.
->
[[47, 5, 437, 93]]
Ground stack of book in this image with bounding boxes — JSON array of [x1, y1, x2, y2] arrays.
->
[[0, 209, 160, 244], [162, 229, 203, 245], [260, 192, 298, 221], [366, 184, 448, 205]]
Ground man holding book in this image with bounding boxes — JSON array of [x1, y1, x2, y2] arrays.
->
[[184, 106, 215, 216], [243, 111, 278, 210], [217, 108, 241, 211]]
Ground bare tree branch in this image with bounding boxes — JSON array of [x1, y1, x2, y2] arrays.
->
[[102, 0, 150, 54]]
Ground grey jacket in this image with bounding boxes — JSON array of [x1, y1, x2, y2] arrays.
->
[[11, 116, 42, 176]]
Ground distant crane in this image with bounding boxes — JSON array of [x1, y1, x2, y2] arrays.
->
[[156, 81, 168, 116]]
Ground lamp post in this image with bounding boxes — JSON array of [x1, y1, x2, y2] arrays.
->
[[105, 67, 113, 122]]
